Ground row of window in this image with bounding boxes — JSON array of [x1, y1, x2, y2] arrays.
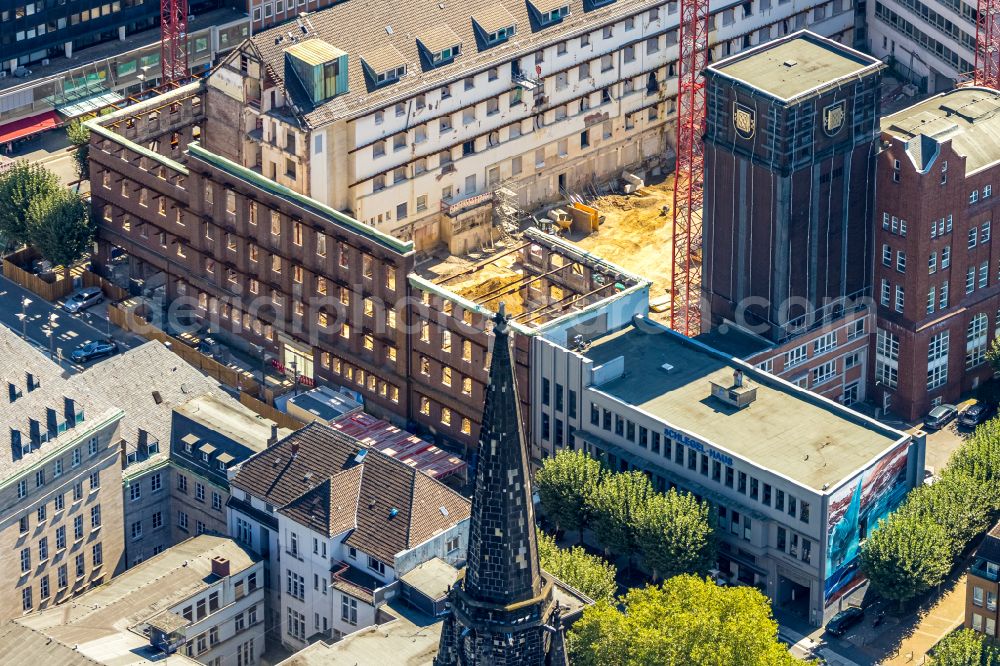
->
[[783, 320, 865, 370], [20, 506, 101, 573], [588, 404, 811, 523], [20, 544, 103, 611], [15, 437, 99, 500]]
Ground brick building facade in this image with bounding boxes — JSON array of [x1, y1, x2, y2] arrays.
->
[[86, 83, 647, 458], [872, 87, 1000, 420]]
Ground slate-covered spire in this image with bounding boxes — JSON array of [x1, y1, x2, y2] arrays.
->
[[463, 302, 542, 605]]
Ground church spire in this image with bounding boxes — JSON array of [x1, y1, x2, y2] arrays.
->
[[463, 301, 542, 605]]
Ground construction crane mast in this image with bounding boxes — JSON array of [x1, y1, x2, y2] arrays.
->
[[669, 0, 711, 336], [160, 0, 189, 85], [975, 0, 1000, 88]]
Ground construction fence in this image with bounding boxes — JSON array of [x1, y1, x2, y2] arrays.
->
[[108, 303, 260, 395], [2, 248, 74, 302]]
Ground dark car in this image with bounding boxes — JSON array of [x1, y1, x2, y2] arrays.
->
[[70, 339, 118, 363], [826, 606, 865, 637], [959, 402, 995, 429], [925, 404, 958, 430]]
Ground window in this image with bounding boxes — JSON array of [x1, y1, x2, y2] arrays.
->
[[895, 286, 905, 313], [56, 526, 65, 550], [881, 244, 891, 266], [967, 312, 988, 369], [22, 587, 31, 612], [897, 251, 906, 273], [942, 245, 951, 268], [971, 189, 980, 204], [981, 261, 989, 289], [177, 475, 188, 493], [90, 504, 101, 528], [178, 511, 188, 530], [286, 570, 305, 600], [927, 331, 949, 389], [131, 521, 142, 540], [341, 595, 358, 625], [196, 483, 205, 502], [812, 332, 836, 355], [151, 473, 161, 492], [129, 483, 140, 501], [21, 547, 30, 573], [73, 515, 83, 540], [784, 344, 807, 368], [368, 555, 386, 576]]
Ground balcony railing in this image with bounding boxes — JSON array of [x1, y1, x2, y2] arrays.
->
[[441, 191, 493, 217], [971, 561, 1000, 582]]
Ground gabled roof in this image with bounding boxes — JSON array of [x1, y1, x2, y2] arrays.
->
[[417, 24, 463, 54], [472, 4, 517, 34], [242, 422, 470, 563]]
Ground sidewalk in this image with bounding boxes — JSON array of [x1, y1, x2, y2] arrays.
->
[[870, 575, 967, 666]]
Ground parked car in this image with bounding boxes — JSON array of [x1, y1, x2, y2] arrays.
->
[[63, 287, 104, 313], [924, 404, 958, 430], [70, 339, 118, 363], [826, 607, 865, 637], [958, 401, 995, 429]]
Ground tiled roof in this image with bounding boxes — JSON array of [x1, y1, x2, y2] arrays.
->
[[73, 341, 227, 473], [242, 422, 470, 563], [247, 0, 660, 128]]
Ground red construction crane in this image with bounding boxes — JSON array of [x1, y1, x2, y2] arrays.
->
[[975, 0, 1000, 88], [160, 0, 189, 85], [669, 0, 711, 336]]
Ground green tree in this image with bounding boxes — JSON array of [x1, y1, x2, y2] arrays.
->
[[66, 118, 91, 181], [897, 473, 995, 557], [0, 161, 59, 249], [588, 470, 654, 569], [987, 337, 1000, 376], [637, 489, 716, 581], [26, 189, 94, 270], [535, 450, 603, 543], [933, 628, 1000, 666], [536, 530, 618, 603], [569, 576, 803, 666], [948, 420, 1000, 508], [860, 513, 951, 611]]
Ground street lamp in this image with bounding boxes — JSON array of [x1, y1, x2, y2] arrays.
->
[[45, 313, 58, 360], [290, 359, 299, 395], [18, 297, 32, 339]]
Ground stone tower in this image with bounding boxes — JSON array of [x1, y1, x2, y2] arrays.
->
[[435, 304, 564, 666]]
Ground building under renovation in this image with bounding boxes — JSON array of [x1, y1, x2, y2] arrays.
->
[[700, 32, 885, 406], [86, 82, 648, 458]]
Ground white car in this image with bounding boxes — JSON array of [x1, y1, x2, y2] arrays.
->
[[63, 287, 104, 313]]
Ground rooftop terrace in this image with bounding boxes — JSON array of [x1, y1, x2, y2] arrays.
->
[[585, 318, 907, 491]]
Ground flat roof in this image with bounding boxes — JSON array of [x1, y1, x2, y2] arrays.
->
[[175, 393, 288, 451], [585, 320, 906, 491], [278, 600, 441, 666], [706, 30, 883, 101], [400, 557, 460, 601], [881, 87, 1000, 175], [13, 536, 257, 665]]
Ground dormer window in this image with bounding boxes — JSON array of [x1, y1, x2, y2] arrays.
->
[[531, 1, 570, 26], [432, 45, 461, 65], [376, 65, 406, 85], [418, 25, 463, 69], [487, 25, 516, 44]]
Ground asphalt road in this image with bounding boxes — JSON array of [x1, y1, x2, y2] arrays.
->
[[0, 273, 140, 372]]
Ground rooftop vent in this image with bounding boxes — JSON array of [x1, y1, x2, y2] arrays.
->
[[354, 448, 368, 464], [709, 369, 757, 409], [660, 362, 674, 372], [386, 25, 393, 35], [782, 60, 798, 68], [389, 507, 399, 518], [152, 391, 163, 405], [440, 506, 449, 517]]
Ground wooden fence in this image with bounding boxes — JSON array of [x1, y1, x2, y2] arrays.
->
[[239, 392, 305, 431], [82, 271, 129, 302], [109, 304, 260, 395], [2, 256, 74, 302]]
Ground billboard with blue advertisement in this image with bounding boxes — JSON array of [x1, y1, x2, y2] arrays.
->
[[824, 440, 911, 606]]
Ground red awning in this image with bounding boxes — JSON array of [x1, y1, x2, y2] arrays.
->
[[0, 110, 61, 144]]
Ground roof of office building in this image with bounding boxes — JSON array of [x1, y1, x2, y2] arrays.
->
[[175, 393, 288, 452], [237, 422, 470, 563], [881, 87, 1000, 175], [0, 328, 120, 484], [245, 0, 661, 128], [4, 536, 256, 665], [705, 30, 883, 102], [584, 318, 907, 491]]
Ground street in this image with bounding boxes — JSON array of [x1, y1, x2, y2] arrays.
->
[[0, 273, 141, 371]]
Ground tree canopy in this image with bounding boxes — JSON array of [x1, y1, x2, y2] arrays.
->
[[932, 629, 1000, 666], [589, 470, 654, 566], [637, 489, 717, 581], [535, 449, 603, 542], [536, 530, 618, 604], [0, 160, 60, 248], [66, 119, 91, 181], [569, 576, 803, 666], [26, 188, 94, 269]]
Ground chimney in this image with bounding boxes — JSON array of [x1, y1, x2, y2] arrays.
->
[[8, 383, 18, 404], [211, 556, 230, 579], [733, 369, 744, 388], [25, 372, 35, 392], [290, 440, 300, 459], [138, 429, 149, 455], [267, 424, 279, 447], [28, 419, 40, 448], [10, 429, 22, 461]]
